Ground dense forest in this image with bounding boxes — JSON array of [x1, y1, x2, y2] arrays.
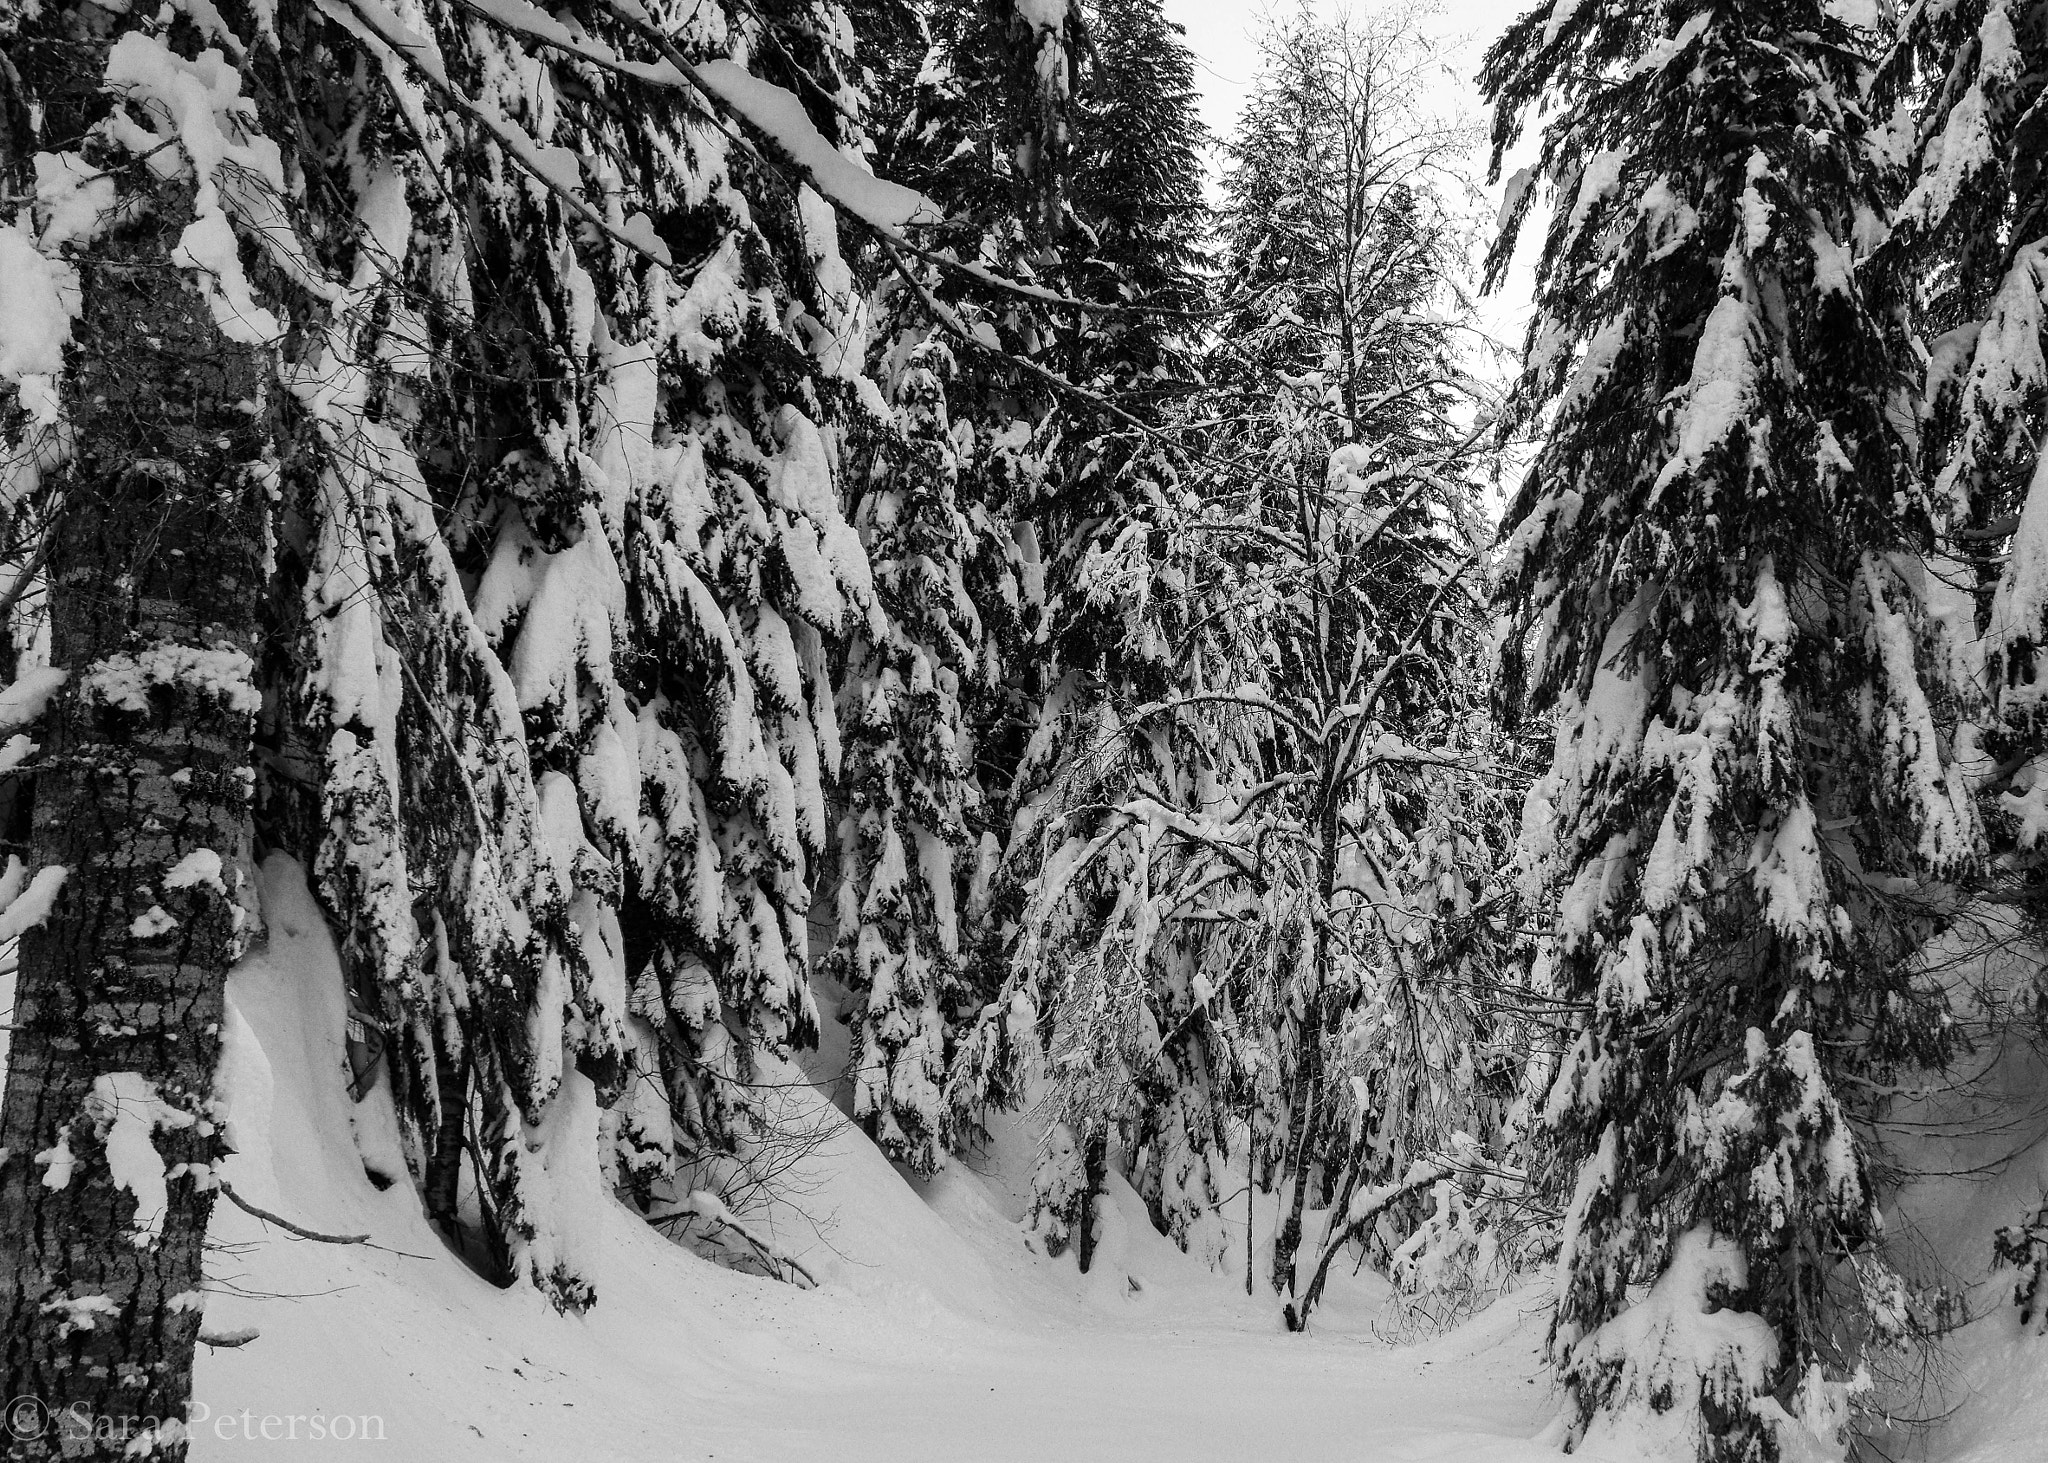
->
[[4, 0, 2048, 1459]]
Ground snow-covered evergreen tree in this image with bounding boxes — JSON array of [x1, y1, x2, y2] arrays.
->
[[830, 0, 1066, 1170], [264, 0, 913, 1287], [1483, 1, 1980, 1453], [1025, 0, 1212, 798], [1890, 0, 2048, 583], [1057, 0, 1208, 405], [1884, 1, 2048, 1320], [900, 0, 1226, 1262], [1, 0, 958, 1347], [828, 341, 986, 1172]]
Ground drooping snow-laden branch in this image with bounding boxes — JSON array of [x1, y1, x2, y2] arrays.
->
[[430, 0, 1215, 317], [327, 0, 678, 266], [324, 0, 1267, 484]]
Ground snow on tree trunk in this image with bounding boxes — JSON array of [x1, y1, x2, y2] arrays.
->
[[0, 36, 267, 1449]]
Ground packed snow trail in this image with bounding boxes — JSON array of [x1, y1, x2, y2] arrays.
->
[[185, 859, 1565, 1462]]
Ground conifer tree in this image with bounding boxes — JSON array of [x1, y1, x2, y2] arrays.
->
[[1889, 0, 2048, 587], [986, 0, 1213, 1257], [263, 0, 898, 1281], [897, 0, 1222, 1261], [839, 0, 1217, 1191], [830, 0, 1061, 1169], [828, 342, 986, 1172], [0, 0, 934, 1439], [1483, 2, 1979, 1453], [1026, 0, 1210, 775], [1885, 1, 2048, 1317], [1057, 0, 1208, 403]]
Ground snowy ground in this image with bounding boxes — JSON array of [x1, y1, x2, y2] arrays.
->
[[184, 862, 2048, 1461], [190, 860, 1567, 1462]]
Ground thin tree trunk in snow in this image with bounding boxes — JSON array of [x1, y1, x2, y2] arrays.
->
[[0, 184, 265, 1460], [1285, 1113, 1372, 1330], [1075, 1128, 1108, 1273], [1271, 798, 1341, 1302]]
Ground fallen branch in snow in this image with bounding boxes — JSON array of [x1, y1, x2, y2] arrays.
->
[[216, 1181, 369, 1246]]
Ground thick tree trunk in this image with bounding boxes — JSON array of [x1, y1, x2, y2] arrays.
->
[[0, 178, 265, 1460]]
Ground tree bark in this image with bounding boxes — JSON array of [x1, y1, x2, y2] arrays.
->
[[1074, 1127, 1108, 1274], [0, 167, 265, 1460]]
